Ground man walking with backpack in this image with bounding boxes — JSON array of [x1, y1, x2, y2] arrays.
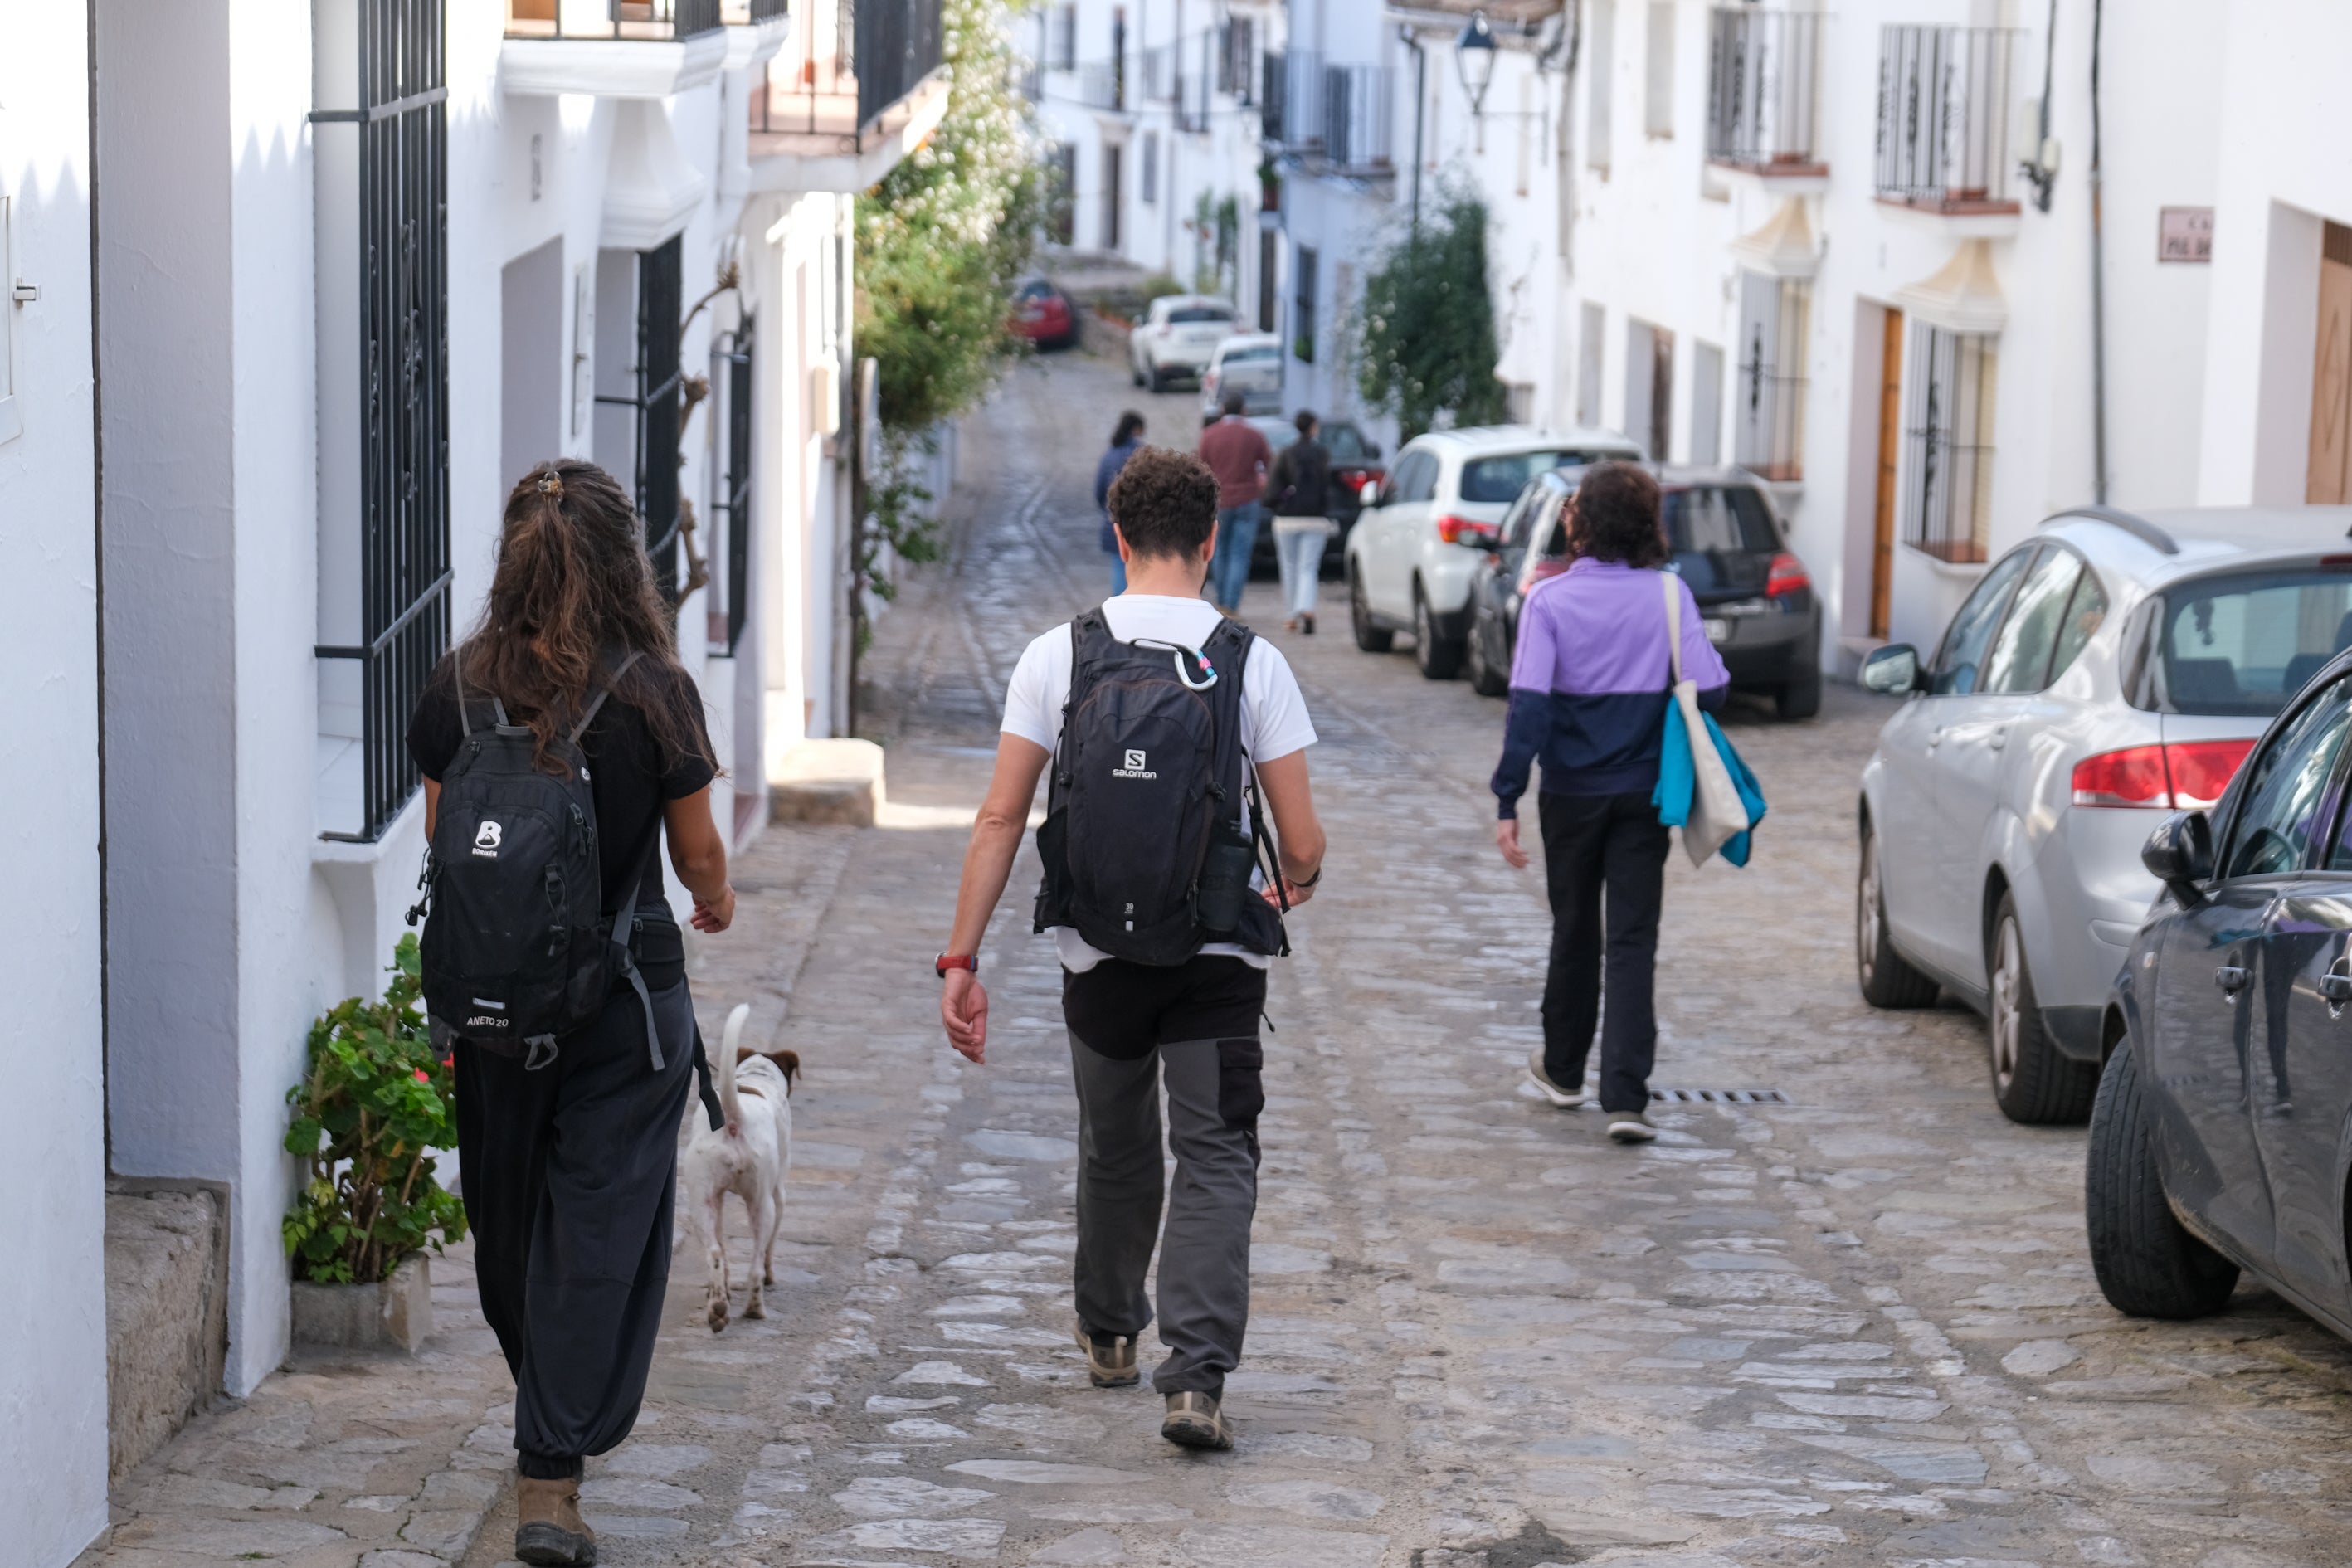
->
[[937, 446, 1325, 1451]]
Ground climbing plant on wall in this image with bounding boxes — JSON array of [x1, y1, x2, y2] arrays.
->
[[1356, 193, 1507, 441]]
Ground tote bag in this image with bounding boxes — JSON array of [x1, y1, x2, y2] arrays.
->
[[1653, 573, 1768, 867]]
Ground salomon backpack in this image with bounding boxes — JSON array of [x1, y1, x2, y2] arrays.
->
[[1032, 611, 1286, 966], [416, 652, 665, 1069]]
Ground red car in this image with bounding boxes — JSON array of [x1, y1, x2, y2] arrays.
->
[[1010, 278, 1078, 351]]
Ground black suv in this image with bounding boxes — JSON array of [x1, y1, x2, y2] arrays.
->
[[1462, 465, 1823, 720]]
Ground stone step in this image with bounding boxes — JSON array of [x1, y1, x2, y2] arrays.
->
[[769, 738, 886, 827], [104, 1181, 227, 1480]]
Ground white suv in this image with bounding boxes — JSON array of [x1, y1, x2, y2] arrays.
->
[[1857, 505, 2352, 1124], [1128, 295, 1236, 392], [1345, 426, 1641, 678]]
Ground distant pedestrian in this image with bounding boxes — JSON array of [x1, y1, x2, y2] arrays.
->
[[407, 460, 737, 1567], [1489, 462, 1728, 1143], [1196, 390, 1273, 614], [1094, 411, 1147, 593], [937, 445, 1327, 1453], [1265, 410, 1333, 635]]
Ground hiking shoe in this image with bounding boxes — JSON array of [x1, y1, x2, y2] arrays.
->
[[514, 1473, 597, 1566], [1161, 1390, 1233, 1450], [1527, 1050, 1587, 1108], [1074, 1319, 1140, 1388], [1607, 1111, 1658, 1143]]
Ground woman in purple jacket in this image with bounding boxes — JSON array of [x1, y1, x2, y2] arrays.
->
[[1490, 462, 1729, 1142]]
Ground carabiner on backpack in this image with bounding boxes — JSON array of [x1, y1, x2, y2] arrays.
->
[[1133, 638, 1219, 691]]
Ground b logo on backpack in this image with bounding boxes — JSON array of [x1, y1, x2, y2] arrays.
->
[[473, 821, 504, 856]]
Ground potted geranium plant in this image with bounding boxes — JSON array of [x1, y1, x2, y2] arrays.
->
[[282, 933, 466, 1353]]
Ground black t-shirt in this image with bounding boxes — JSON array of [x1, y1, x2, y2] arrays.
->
[[406, 653, 718, 918]]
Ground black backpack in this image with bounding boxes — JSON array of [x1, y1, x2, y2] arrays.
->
[[1033, 611, 1287, 966], [415, 652, 665, 1070]]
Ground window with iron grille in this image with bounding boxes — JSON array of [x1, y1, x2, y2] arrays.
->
[[316, 0, 450, 842], [1052, 3, 1076, 69], [718, 313, 755, 651], [1903, 325, 1998, 564], [1734, 272, 1808, 481], [1142, 131, 1159, 202], [1293, 244, 1317, 364], [598, 236, 685, 605]]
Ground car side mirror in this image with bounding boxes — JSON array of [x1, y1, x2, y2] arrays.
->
[[2142, 810, 2214, 907], [1360, 478, 1382, 507], [1860, 643, 1922, 695]]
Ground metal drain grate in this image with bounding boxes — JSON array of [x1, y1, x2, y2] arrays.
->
[[1649, 1088, 1789, 1104]]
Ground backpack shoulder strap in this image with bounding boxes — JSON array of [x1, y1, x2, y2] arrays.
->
[[450, 654, 511, 734], [571, 649, 647, 744], [1661, 571, 1684, 687]]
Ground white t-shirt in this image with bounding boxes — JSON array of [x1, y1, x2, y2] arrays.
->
[[1001, 596, 1318, 972]]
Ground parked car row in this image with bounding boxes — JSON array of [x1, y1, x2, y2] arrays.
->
[[1849, 504, 2352, 1343]]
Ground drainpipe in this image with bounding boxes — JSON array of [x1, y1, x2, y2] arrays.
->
[[2089, 0, 2110, 504], [1398, 23, 1425, 231]]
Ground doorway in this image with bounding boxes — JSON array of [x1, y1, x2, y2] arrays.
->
[[1871, 306, 1905, 640], [2308, 221, 2352, 504], [1625, 319, 1674, 461], [1101, 142, 1122, 251]]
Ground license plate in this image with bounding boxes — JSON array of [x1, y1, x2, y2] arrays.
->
[[1703, 617, 1731, 645]]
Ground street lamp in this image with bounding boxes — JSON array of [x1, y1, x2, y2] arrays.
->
[[1455, 9, 1497, 117]]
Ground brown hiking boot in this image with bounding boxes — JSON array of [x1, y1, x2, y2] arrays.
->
[[1074, 1318, 1141, 1388], [514, 1473, 597, 1566], [1161, 1390, 1234, 1450]]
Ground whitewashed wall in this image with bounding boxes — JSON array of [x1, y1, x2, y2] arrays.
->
[[0, 4, 109, 1560]]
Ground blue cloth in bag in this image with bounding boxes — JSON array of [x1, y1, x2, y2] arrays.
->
[[1652, 701, 1769, 866]]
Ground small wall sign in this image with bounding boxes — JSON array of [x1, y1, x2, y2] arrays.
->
[[2160, 207, 2214, 264]]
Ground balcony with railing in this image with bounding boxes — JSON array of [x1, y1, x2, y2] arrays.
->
[[1875, 24, 2019, 217], [1273, 51, 1394, 179], [1070, 58, 1125, 111], [720, 0, 789, 23], [504, 0, 732, 95], [746, 0, 948, 186], [1707, 7, 1823, 182]]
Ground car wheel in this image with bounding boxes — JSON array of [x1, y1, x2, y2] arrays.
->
[[1987, 894, 2101, 1124], [1132, 362, 1145, 387], [1147, 365, 1166, 392], [1350, 568, 1394, 653], [1776, 668, 1823, 722], [1856, 822, 1938, 1009], [2086, 1038, 2240, 1318], [1413, 585, 1463, 680], [1466, 606, 1508, 696]]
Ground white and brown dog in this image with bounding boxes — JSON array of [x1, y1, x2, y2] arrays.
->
[[677, 1003, 800, 1332]]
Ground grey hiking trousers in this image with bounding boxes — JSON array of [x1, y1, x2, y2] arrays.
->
[[1064, 955, 1268, 1399]]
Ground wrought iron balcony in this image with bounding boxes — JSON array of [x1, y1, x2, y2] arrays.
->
[[1875, 24, 2019, 213], [1071, 59, 1125, 111], [1707, 7, 1823, 178], [748, 0, 945, 159], [1275, 53, 1393, 177], [720, 0, 789, 22], [505, 0, 724, 41]]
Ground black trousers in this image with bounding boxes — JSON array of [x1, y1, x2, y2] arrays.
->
[[1537, 790, 1671, 1113], [453, 975, 696, 1479]]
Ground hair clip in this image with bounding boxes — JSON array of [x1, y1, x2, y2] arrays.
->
[[537, 473, 564, 498]]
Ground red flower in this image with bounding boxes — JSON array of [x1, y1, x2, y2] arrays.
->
[[414, 1068, 431, 1083]]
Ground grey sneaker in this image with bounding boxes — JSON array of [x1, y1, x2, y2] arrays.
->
[[1527, 1050, 1587, 1108], [1074, 1320, 1140, 1388], [1161, 1390, 1233, 1450], [1607, 1110, 1658, 1143]]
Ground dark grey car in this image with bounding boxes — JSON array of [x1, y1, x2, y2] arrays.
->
[[2093, 651, 2352, 1330]]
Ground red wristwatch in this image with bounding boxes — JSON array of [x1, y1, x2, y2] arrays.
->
[[935, 952, 979, 978]]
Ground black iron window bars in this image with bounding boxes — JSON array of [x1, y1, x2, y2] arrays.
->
[[596, 236, 686, 610], [718, 313, 757, 652], [1904, 324, 1999, 565], [314, 0, 450, 843]]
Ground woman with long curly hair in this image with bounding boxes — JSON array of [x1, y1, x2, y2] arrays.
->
[[406, 459, 734, 1566]]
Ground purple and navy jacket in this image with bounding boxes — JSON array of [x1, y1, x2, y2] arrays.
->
[[1491, 558, 1731, 818]]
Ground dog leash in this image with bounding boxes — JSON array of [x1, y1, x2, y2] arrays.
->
[[690, 1024, 724, 1131]]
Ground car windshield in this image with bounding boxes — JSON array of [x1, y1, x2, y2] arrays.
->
[[1246, 419, 1299, 451], [1460, 450, 1622, 504], [1323, 425, 1371, 461], [1168, 305, 1233, 325], [2130, 567, 2352, 716], [1015, 280, 1054, 301], [1221, 343, 1280, 363]]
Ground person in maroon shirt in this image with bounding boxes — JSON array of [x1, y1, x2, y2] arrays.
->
[[1195, 391, 1273, 612]]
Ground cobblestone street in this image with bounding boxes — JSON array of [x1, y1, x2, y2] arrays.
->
[[84, 348, 2352, 1568]]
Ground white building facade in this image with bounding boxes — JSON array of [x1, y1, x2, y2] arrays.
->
[[2, 0, 942, 1556]]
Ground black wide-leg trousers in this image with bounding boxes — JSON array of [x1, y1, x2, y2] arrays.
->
[[454, 976, 696, 1478], [1537, 789, 1672, 1113]]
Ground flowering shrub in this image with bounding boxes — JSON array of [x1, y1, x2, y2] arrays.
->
[[282, 935, 466, 1284]]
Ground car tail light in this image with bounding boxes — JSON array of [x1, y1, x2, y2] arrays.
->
[[1435, 514, 1497, 546], [2071, 738, 2257, 810], [1765, 551, 1809, 597]]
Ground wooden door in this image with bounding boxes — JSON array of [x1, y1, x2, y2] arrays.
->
[[1871, 307, 1904, 640], [2308, 222, 2352, 504]]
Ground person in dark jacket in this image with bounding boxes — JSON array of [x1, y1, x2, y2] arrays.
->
[[1094, 411, 1147, 592], [1489, 462, 1729, 1143], [1266, 411, 1332, 634]]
